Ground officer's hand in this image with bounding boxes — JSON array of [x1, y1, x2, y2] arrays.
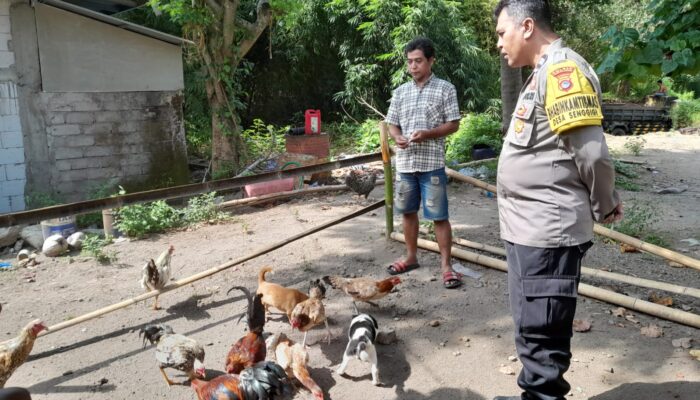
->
[[410, 130, 429, 143], [393, 135, 410, 149], [603, 203, 624, 224]]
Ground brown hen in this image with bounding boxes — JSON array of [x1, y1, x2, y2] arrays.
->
[[289, 279, 330, 346], [0, 319, 48, 388], [225, 286, 267, 374], [322, 276, 401, 303]]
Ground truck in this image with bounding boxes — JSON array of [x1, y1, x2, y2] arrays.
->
[[602, 96, 674, 136]]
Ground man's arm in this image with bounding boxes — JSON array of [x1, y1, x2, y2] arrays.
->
[[409, 120, 460, 143], [560, 126, 622, 223], [388, 123, 409, 149]]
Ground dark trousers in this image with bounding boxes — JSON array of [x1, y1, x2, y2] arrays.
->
[[0, 388, 31, 400], [505, 241, 592, 400]]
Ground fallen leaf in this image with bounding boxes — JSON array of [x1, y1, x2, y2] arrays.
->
[[612, 307, 627, 318], [499, 365, 516, 375], [641, 324, 663, 338], [573, 319, 592, 332], [689, 349, 700, 361], [620, 243, 639, 253], [649, 292, 674, 307], [671, 338, 692, 349]]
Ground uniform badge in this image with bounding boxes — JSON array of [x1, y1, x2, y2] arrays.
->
[[514, 119, 525, 134], [516, 105, 527, 117], [551, 65, 575, 92]]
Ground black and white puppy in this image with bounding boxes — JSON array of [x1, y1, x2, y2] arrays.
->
[[336, 303, 380, 385]]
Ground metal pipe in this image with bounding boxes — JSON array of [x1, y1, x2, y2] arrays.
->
[[0, 153, 382, 227]]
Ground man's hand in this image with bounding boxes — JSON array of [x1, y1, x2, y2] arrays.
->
[[410, 130, 430, 143], [393, 134, 410, 149], [602, 202, 624, 224]]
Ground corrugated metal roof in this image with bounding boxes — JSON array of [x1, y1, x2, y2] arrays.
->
[[37, 0, 192, 46]]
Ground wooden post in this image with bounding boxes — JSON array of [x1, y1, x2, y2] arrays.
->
[[379, 122, 394, 238]]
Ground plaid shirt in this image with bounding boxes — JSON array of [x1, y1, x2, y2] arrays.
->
[[385, 75, 461, 173]]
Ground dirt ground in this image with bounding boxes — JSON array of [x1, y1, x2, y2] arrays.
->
[[1, 132, 699, 400]]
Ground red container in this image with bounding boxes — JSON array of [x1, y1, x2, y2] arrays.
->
[[304, 109, 321, 134]]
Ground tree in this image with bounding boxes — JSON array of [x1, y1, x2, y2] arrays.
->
[[151, 0, 276, 174], [597, 0, 700, 87]]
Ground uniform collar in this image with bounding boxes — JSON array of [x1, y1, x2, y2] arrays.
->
[[534, 38, 564, 72]]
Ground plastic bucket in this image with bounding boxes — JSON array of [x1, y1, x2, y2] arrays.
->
[[40, 216, 77, 240]]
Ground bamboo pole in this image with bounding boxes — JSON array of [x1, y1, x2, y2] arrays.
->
[[379, 122, 394, 238], [446, 167, 700, 271], [392, 232, 700, 329], [452, 237, 700, 299], [451, 158, 497, 169], [218, 180, 386, 209], [593, 224, 700, 271], [39, 200, 386, 337], [453, 237, 506, 256]]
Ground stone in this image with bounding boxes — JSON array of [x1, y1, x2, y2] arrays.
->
[[428, 320, 440, 327], [376, 329, 397, 345], [20, 225, 44, 250], [0, 225, 22, 247]]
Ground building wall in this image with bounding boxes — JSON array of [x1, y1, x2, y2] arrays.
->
[[8, 1, 189, 206], [0, 0, 25, 213]]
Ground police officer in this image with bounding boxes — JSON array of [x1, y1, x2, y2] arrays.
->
[[492, 1, 623, 399]]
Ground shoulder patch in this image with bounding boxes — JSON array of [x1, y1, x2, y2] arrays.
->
[[545, 60, 603, 134]]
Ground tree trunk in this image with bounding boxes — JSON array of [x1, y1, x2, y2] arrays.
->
[[500, 54, 523, 134]]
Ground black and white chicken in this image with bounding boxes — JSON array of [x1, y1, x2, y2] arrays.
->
[[140, 245, 174, 310]]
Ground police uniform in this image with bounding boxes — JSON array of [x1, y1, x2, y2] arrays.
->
[[497, 39, 619, 400]]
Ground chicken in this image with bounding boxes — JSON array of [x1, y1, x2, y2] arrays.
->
[[322, 276, 401, 304], [0, 319, 48, 388], [225, 286, 267, 374], [140, 245, 174, 310], [140, 324, 205, 386], [344, 169, 377, 199], [266, 333, 324, 400], [289, 280, 330, 346], [191, 361, 295, 400]]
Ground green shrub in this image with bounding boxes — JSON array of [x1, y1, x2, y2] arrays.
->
[[671, 99, 700, 129], [356, 119, 381, 153], [242, 118, 288, 161], [327, 119, 381, 155], [81, 234, 117, 263], [607, 201, 658, 239], [115, 200, 181, 238], [182, 192, 229, 224], [445, 113, 502, 164], [623, 136, 646, 156]]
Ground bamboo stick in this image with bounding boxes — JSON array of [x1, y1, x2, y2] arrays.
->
[[39, 200, 386, 337], [452, 237, 700, 299], [392, 232, 700, 328], [593, 224, 700, 271], [379, 122, 394, 237], [453, 237, 506, 256], [218, 180, 386, 209], [451, 158, 497, 169], [446, 167, 700, 271]]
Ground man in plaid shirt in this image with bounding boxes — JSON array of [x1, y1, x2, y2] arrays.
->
[[385, 37, 463, 289]]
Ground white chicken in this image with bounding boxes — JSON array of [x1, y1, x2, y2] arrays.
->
[[140, 245, 174, 310]]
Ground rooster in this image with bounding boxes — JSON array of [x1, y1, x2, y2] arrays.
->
[[266, 333, 324, 400], [140, 324, 205, 386], [0, 319, 48, 388], [322, 276, 401, 304], [191, 361, 295, 400], [290, 280, 331, 346], [344, 169, 378, 199], [225, 286, 267, 374], [140, 245, 174, 310]]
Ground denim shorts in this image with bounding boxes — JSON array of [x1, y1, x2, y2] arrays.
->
[[395, 167, 449, 221]]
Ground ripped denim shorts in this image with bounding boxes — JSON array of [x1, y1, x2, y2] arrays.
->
[[395, 167, 448, 221]]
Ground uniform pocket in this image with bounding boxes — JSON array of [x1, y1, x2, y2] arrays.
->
[[426, 102, 441, 124], [506, 100, 535, 147], [520, 276, 578, 338]]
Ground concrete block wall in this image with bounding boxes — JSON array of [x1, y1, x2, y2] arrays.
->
[[39, 91, 189, 202], [0, 0, 25, 213]]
